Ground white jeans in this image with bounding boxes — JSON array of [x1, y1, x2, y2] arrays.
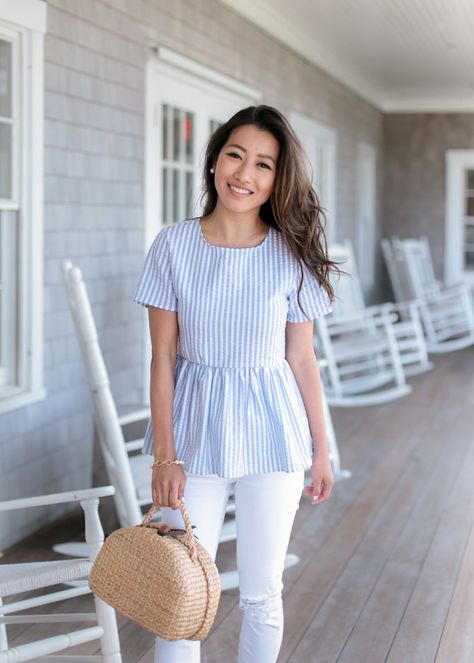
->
[[153, 469, 305, 663]]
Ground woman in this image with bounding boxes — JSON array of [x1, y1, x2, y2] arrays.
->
[[134, 104, 339, 663]]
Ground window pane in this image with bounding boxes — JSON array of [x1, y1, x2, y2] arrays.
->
[[185, 112, 193, 164], [0, 123, 12, 198], [0, 214, 2, 366], [162, 167, 168, 225], [173, 169, 179, 222], [464, 224, 474, 270], [173, 108, 181, 161], [466, 169, 474, 191], [465, 195, 474, 216], [160, 105, 194, 225], [186, 171, 193, 217], [0, 210, 18, 387], [209, 119, 221, 135], [0, 40, 12, 118], [0, 287, 2, 376], [162, 104, 168, 160]]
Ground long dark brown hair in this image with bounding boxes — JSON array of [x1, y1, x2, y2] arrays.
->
[[199, 104, 341, 317]]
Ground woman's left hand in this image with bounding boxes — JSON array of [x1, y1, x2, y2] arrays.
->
[[304, 454, 334, 505]]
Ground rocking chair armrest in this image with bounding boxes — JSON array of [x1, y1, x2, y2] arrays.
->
[[363, 303, 406, 318], [322, 311, 397, 337], [438, 283, 472, 297], [0, 486, 115, 512], [324, 309, 397, 327], [417, 285, 469, 305], [376, 300, 420, 317]]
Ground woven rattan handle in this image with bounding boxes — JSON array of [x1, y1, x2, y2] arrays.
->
[[141, 499, 198, 564]]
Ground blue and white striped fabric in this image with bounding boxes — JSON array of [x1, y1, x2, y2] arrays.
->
[[133, 216, 332, 478]]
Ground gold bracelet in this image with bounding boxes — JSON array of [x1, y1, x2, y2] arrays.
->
[[150, 458, 185, 469]]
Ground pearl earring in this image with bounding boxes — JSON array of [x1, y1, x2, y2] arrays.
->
[[210, 167, 215, 174]]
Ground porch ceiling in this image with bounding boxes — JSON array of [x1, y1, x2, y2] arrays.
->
[[219, 0, 474, 113]]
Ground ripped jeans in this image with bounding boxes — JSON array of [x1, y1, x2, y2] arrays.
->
[[153, 469, 305, 663]]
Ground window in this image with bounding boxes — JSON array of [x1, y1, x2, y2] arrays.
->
[[161, 105, 195, 224], [145, 44, 262, 247], [0, 1, 46, 413]]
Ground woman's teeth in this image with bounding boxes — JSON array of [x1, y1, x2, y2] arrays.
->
[[229, 184, 252, 195]]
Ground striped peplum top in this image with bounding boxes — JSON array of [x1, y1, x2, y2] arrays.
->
[[133, 216, 332, 478]]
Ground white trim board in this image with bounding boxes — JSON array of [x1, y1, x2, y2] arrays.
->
[[0, 0, 46, 33], [148, 42, 262, 102]]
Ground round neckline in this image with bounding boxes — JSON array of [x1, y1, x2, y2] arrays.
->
[[196, 217, 272, 251]]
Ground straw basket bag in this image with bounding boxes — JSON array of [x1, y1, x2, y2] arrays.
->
[[89, 499, 221, 640]]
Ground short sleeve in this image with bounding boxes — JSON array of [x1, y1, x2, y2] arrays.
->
[[133, 227, 178, 311], [287, 262, 333, 322]]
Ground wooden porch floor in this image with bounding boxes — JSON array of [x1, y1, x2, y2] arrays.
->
[[2, 347, 474, 662]]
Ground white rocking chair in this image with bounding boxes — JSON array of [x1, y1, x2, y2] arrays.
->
[[314, 242, 413, 407], [329, 241, 432, 377], [318, 359, 352, 481], [0, 487, 121, 662], [382, 236, 474, 353]]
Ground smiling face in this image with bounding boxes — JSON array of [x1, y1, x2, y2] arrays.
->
[[212, 124, 279, 216]]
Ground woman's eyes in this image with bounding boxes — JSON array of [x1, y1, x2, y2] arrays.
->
[[226, 152, 271, 169]]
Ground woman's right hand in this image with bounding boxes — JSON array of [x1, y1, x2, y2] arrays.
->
[[151, 464, 187, 509]]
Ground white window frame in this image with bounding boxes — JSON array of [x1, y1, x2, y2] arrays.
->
[[0, 0, 46, 414], [289, 111, 337, 243], [445, 149, 474, 286], [142, 44, 262, 403]]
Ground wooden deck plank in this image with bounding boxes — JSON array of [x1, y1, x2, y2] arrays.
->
[[385, 425, 474, 663], [435, 523, 474, 663]]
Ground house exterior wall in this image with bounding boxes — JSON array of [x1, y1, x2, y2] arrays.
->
[[0, 0, 383, 550], [382, 113, 474, 294]]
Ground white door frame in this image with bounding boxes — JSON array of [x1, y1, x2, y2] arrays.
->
[[356, 141, 377, 298], [445, 149, 474, 285], [289, 112, 337, 243]]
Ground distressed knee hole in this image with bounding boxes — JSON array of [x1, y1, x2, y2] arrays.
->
[[239, 592, 282, 625]]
